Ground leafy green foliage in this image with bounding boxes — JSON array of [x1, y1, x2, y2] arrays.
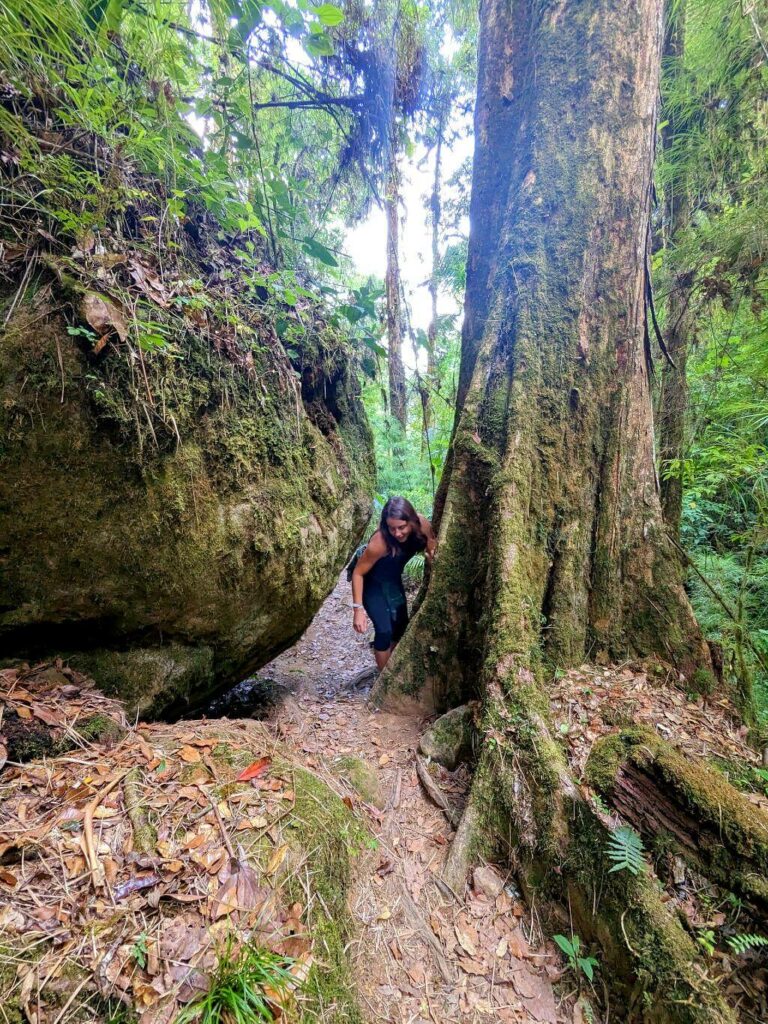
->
[[175, 940, 295, 1024], [606, 826, 646, 876], [696, 928, 717, 956], [727, 933, 768, 955], [656, 0, 768, 725], [553, 934, 599, 983]]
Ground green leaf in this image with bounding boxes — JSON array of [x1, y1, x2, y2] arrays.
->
[[578, 957, 597, 981], [606, 825, 646, 876], [362, 336, 387, 358], [302, 237, 338, 267], [315, 3, 344, 26], [338, 303, 366, 323], [305, 33, 335, 56], [553, 935, 575, 958]]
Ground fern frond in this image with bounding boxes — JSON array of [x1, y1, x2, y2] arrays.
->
[[727, 933, 768, 955], [606, 826, 646, 876]]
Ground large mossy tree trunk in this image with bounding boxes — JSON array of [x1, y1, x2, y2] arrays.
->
[[657, 8, 692, 538], [376, 0, 709, 713], [371, 2, 745, 1020]]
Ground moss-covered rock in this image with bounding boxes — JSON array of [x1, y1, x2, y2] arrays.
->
[[419, 704, 476, 769], [0, 267, 374, 717]]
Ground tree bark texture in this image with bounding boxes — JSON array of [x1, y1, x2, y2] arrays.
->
[[587, 729, 768, 918], [371, 2, 736, 1017], [375, 0, 709, 715], [385, 145, 407, 432], [657, 8, 691, 537], [658, 282, 691, 535]]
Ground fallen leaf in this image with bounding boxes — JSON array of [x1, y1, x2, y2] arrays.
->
[[455, 924, 478, 957], [178, 745, 202, 763], [458, 956, 487, 976], [236, 756, 271, 782], [211, 862, 265, 919], [377, 908, 391, 921], [114, 872, 161, 902], [266, 844, 289, 876], [81, 291, 128, 343]]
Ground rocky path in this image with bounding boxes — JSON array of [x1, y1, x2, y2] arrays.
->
[[254, 575, 577, 1024]]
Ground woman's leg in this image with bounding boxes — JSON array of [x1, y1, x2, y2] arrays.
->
[[363, 588, 394, 669], [375, 603, 409, 669]]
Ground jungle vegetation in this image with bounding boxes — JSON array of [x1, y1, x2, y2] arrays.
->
[[1, 0, 767, 1019]]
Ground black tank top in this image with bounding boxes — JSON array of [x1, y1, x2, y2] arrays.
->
[[364, 530, 426, 606]]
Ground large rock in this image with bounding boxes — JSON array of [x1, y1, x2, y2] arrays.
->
[[0, 249, 373, 717], [418, 704, 475, 770]]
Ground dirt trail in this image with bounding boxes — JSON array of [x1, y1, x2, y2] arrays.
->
[[254, 575, 576, 1024]]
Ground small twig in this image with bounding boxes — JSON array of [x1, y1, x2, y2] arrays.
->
[[392, 768, 402, 810], [83, 771, 127, 888], [620, 909, 637, 957], [199, 785, 236, 860]]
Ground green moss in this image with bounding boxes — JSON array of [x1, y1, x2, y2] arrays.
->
[[0, 948, 24, 1024], [691, 668, 717, 697], [584, 733, 631, 792], [0, 281, 374, 716], [76, 714, 125, 745], [587, 728, 768, 912], [283, 765, 368, 1023], [332, 756, 384, 808]]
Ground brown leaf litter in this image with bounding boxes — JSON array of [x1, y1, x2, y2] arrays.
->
[[0, 662, 128, 766], [260, 575, 579, 1024], [0, 705, 312, 1024], [550, 662, 761, 781]]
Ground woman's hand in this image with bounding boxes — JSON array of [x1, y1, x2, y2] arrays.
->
[[353, 608, 369, 633]]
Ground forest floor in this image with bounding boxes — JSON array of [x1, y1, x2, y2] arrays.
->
[[243, 575, 579, 1024]]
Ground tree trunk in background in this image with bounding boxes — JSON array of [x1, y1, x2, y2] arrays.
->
[[658, 279, 691, 534], [658, 8, 690, 537], [385, 144, 407, 432], [429, 0, 524, 531], [424, 118, 444, 446]]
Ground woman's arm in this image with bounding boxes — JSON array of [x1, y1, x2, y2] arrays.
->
[[351, 532, 386, 633], [419, 515, 437, 564]]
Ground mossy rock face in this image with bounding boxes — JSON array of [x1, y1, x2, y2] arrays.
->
[[419, 704, 475, 770], [0, 284, 374, 717]]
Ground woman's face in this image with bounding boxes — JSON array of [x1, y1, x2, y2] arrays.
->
[[386, 517, 412, 544]]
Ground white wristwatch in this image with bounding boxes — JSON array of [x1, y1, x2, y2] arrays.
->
[[352, 603, 364, 609]]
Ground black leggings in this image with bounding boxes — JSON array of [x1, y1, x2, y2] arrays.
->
[[363, 586, 409, 651]]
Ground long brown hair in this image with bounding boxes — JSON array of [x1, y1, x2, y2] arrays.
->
[[379, 496, 425, 556]]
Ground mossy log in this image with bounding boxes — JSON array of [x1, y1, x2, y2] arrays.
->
[[587, 728, 768, 916], [442, 700, 737, 1024]]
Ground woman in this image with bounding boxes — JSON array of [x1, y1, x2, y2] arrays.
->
[[351, 496, 436, 670]]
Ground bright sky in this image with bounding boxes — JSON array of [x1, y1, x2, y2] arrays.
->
[[344, 132, 472, 367]]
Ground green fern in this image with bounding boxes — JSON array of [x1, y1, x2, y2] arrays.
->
[[606, 826, 646, 876], [727, 933, 768, 955]]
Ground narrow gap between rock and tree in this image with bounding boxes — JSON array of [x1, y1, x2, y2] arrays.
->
[[1, 1, 768, 1024]]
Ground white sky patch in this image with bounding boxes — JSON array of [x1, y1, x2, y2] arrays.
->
[[344, 130, 472, 367]]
